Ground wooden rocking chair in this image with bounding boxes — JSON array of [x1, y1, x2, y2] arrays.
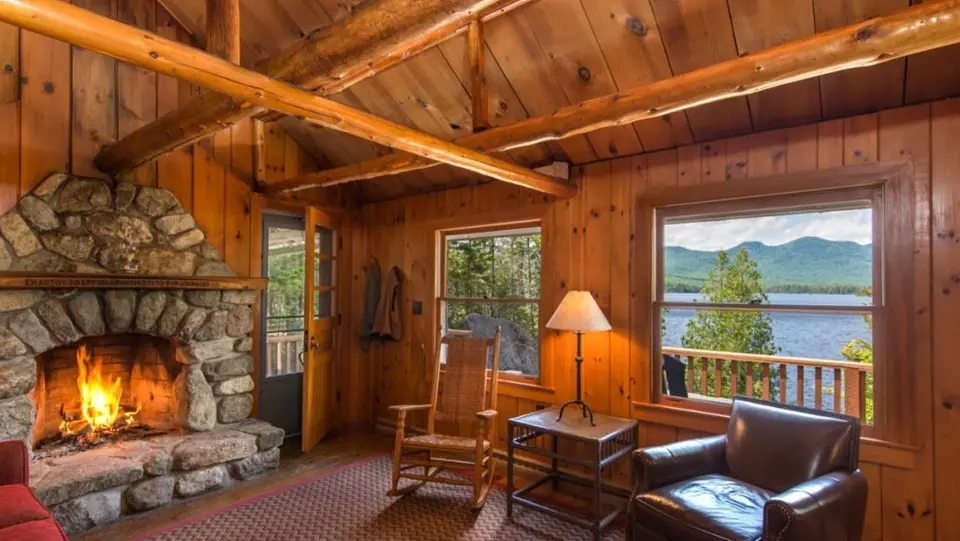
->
[[388, 328, 501, 509]]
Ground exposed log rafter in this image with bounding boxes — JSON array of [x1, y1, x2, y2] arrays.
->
[[0, 0, 576, 198], [468, 19, 489, 132], [268, 0, 960, 193], [205, 0, 240, 64], [93, 0, 539, 176]]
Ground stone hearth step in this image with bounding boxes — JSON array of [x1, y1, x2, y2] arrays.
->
[[30, 422, 285, 535]]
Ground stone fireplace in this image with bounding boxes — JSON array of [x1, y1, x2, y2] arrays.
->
[[0, 173, 284, 534]]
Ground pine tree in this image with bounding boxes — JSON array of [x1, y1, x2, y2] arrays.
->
[[840, 287, 874, 423], [681, 249, 779, 397]]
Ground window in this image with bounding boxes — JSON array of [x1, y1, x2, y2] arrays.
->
[[439, 223, 542, 379], [654, 189, 880, 430]]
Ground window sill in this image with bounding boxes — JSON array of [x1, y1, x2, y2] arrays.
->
[[498, 379, 555, 402], [631, 401, 918, 470]]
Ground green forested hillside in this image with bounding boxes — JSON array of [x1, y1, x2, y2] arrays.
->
[[665, 237, 872, 293]]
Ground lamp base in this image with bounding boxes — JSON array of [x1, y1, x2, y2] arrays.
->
[[556, 399, 596, 426]]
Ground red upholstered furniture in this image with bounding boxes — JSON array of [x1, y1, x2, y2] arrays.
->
[[0, 440, 67, 541]]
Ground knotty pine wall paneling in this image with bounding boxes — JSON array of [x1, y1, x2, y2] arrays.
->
[[355, 99, 960, 541]]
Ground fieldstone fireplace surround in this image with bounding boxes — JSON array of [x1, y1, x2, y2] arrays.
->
[[0, 173, 284, 534]]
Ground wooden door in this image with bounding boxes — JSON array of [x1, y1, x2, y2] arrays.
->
[[301, 207, 338, 452]]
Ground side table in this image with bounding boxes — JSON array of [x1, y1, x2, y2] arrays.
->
[[507, 406, 638, 540]]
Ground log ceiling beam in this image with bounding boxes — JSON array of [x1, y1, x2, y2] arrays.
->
[[92, 0, 539, 176], [0, 0, 576, 198], [205, 0, 240, 64], [267, 0, 960, 194], [468, 19, 489, 132]]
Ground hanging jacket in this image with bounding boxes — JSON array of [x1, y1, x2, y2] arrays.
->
[[359, 259, 381, 351], [373, 265, 403, 341]]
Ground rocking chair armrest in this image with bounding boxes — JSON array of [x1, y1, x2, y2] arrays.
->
[[475, 410, 498, 422], [388, 404, 432, 416]]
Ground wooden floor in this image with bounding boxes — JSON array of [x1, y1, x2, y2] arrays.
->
[[75, 430, 392, 541]]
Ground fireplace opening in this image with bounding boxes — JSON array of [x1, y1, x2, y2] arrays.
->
[[31, 335, 182, 460]]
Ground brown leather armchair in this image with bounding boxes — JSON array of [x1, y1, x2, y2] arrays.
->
[[627, 398, 867, 541]]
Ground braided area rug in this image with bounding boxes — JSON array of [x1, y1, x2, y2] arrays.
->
[[136, 456, 625, 541]]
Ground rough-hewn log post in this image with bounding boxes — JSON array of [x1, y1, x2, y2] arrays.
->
[[468, 20, 488, 132], [0, 0, 575, 197], [206, 0, 240, 64], [268, 0, 960, 193]]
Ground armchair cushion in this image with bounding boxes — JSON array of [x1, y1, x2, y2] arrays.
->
[[634, 435, 726, 492], [631, 474, 772, 541], [764, 470, 868, 541]]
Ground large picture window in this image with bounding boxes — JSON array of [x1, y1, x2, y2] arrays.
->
[[654, 188, 881, 430], [439, 223, 542, 379]]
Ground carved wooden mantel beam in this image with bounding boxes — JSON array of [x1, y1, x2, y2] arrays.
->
[[0, 273, 268, 291]]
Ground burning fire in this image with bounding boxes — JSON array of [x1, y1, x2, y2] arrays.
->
[[59, 344, 140, 437]]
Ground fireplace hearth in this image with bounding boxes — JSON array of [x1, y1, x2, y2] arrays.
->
[[0, 173, 282, 535]]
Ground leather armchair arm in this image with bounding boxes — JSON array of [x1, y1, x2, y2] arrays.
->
[[764, 470, 868, 541], [632, 435, 727, 492], [0, 440, 29, 486]]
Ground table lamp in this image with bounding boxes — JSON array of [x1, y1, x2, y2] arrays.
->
[[546, 290, 611, 426]]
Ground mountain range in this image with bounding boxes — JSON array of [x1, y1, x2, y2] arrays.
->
[[665, 237, 872, 293]]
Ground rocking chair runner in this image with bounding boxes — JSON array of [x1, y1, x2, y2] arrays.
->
[[388, 328, 501, 509]]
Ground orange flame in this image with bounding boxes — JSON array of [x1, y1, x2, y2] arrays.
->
[[59, 344, 140, 436]]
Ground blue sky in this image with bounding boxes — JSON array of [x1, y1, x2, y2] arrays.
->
[[664, 209, 872, 251]]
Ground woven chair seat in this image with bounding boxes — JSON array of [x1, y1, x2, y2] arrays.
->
[[403, 434, 491, 452]]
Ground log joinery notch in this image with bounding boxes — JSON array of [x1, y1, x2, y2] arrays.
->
[[93, 0, 539, 178], [268, 0, 960, 194], [0, 0, 574, 197]]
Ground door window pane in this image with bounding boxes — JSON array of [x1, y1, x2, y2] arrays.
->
[[265, 225, 306, 378]]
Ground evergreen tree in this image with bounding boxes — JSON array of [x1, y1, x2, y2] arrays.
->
[[681, 249, 779, 397], [840, 287, 874, 423]]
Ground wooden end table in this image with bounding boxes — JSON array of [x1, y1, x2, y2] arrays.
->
[[506, 406, 638, 540]]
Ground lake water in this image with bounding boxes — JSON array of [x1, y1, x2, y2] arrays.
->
[[662, 293, 872, 410]]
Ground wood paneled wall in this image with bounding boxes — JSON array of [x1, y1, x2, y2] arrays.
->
[[354, 98, 960, 541], [0, 1, 334, 277]]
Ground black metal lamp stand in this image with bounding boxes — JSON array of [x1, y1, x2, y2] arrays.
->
[[556, 331, 596, 426]]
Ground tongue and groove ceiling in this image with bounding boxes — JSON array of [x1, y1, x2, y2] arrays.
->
[[159, 0, 960, 203]]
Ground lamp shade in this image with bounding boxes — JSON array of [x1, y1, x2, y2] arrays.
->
[[546, 291, 612, 333]]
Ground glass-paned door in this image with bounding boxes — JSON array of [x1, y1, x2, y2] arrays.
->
[[302, 208, 339, 452], [258, 214, 306, 438]]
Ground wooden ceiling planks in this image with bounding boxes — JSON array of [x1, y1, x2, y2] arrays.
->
[[519, 0, 644, 160], [436, 33, 554, 167], [151, 0, 960, 204], [814, 0, 910, 119], [579, 0, 694, 152], [648, 0, 754, 141], [483, 8, 597, 163], [727, 0, 822, 131], [904, 44, 960, 105]]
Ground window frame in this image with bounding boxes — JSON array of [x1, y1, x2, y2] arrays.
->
[[652, 187, 882, 436], [437, 220, 543, 383], [634, 162, 925, 445]]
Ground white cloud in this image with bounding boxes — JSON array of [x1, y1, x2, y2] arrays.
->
[[664, 209, 872, 251]]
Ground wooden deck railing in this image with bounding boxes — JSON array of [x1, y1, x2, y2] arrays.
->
[[661, 346, 873, 421], [266, 332, 304, 378]]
